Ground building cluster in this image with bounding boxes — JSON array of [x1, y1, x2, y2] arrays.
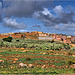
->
[[0, 31, 75, 43]]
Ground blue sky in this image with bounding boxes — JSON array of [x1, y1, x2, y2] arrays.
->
[[0, 0, 75, 36]]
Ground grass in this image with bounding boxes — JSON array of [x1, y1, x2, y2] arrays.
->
[[0, 48, 75, 74], [0, 38, 74, 74]]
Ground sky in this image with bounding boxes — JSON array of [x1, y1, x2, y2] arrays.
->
[[0, 0, 75, 36]]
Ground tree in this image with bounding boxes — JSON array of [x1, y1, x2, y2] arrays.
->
[[21, 33, 26, 39], [61, 38, 63, 41], [3, 36, 12, 42]]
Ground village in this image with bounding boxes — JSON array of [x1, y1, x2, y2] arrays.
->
[[0, 31, 75, 44]]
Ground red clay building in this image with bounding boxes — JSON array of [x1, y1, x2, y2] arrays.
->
[[63, 36, 71, 43]]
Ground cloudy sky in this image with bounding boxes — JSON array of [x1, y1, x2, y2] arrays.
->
[[0, 0, 75, 36]]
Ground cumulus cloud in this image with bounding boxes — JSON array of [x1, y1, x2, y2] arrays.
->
[[0, 0, 75, 35], [0, 0, 53, 29], [34, 5, 75, 25], [33, 5, 75, 35], [42, 8, 53, 16], [53, 23, 75, 35], [3, 18, 26, 29], [14, 29, 28, 33], [54, 5, 63, 15], [2, 0, 52, 17], [33, 8, 55, 26]]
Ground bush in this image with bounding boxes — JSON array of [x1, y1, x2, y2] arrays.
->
[[3, 37, 12, 42], [63, 43, 70, 50], [21, 43, 28, 48], [71, 47, 75, 50], [68, 51, 72, 55], [68, 60, 75, 65], [16, 39, 20, 42], [73, 68, 75, 73], [51, 40, 55, 43], [55, 47, 60, 50], [35, 47, 41, 50], [0, 42, 4, 47], [72, 41, 75, 44], [26, 57, 31, 61], [61, 38, 63, 41]]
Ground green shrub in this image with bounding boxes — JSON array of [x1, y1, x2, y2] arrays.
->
[[26, 57, 31, 61], [21, 43, 28, 48], [71, 47, 75, 50], [68, 60, 75, 65], [16, 39, 20, 42], [3, 37, 12, 42], [68, 50, 72, 55], [35, 47, 41, 50], [51, 40, 55, 43], [63, 43, 70, 50], [55, 47, 60, 50], [73, 68, 75, 73]]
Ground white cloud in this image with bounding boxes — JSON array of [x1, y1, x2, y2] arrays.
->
[[54, 5, 63, 14], [63, 23, 75, 28], [42, 8, 52, 17], [3, 18, 26, 29], [15, 30, 28, 32]]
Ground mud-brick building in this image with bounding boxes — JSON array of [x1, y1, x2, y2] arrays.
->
[[0, 34, 10, 38], [38, 33, 53, 40], [55, 34, 62, 41], [63, 36, 71, 43], [38, 33, 47, 37], [38, 36, 53, 40], [61, 35, 67, 40], [52, 33, 56, 39], [24, 31, 38, 39], [11, 33, 24, 38], [71, 36, 75, 42], [52, 34, 62, 41]]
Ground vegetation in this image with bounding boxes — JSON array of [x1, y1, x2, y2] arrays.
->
[[0, 48, 75, 74], [0, 38, 71, 50], [71, 47, 75, 50], [0, 38, 74, 74], [26, 57, 31, 61], [3, 37, 12, 42], [68, 60, 75, 65]]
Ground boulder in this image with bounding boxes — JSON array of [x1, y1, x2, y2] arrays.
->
[[0, 60, 4, 63], [13, 58, 19, 61], [19, 63, 27, 68], [13, 61, 16, 64], [40, 52, 42, 54], [42, 65, 46, 68], [22, 50, 29, 52], [21, 48, 24, 50], [16, 50, 18, 52], [28, 64, 34, 68], [43, 53, 46, 55], [72, 55, 75, 57], [19, 63, 24, 67], [23, 64, 28, 68]]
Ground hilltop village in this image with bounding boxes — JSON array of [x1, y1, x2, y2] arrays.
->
[[0, 31, 75, 43]]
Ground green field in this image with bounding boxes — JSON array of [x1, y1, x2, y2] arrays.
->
[[0, 38, 75, 74]]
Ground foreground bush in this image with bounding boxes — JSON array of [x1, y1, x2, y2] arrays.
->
[[0, 39, 71, 50], [3, 37, 12, 42], [68, 60, 75, 65]]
